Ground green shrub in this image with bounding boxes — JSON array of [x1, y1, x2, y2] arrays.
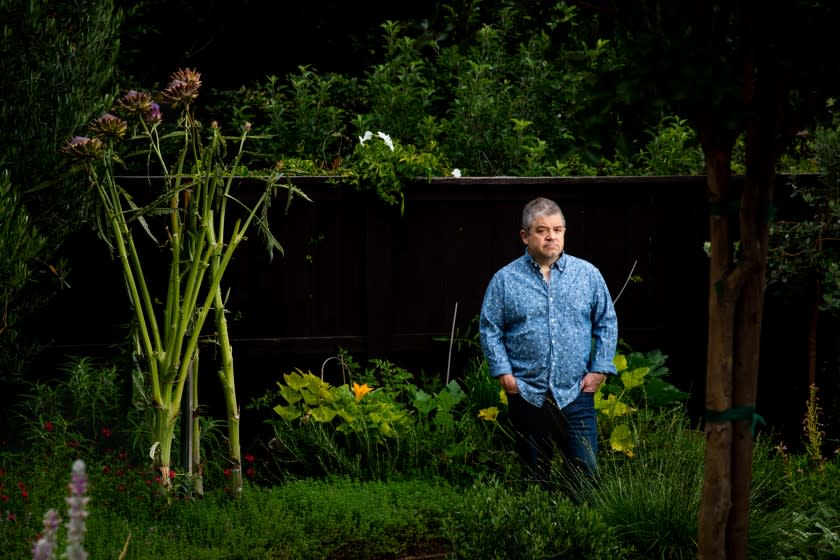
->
[[443, 479, 633, 559], [252, 355, 516, 484], [0, 0, 121, 234], [0, 170, 62, 388]]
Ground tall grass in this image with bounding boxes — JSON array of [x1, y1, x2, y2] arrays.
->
[[581, 408, 704, 558]]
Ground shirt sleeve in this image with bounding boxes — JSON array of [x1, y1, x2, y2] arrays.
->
[[479, 273, 513, 377], [589, 272, 619, 375]]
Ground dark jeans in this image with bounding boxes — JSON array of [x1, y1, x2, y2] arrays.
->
[[507, 390, 598, 487]]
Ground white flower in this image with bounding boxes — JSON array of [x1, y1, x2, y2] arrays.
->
[[359, 130, 373, 145], [451, 168, 462, 178], [376, 131, 394, 151]]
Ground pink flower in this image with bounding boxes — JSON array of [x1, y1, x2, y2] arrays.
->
[[101, 427, 111, 438], [244, 453, 255, 464], [44, 421, 54, 432]]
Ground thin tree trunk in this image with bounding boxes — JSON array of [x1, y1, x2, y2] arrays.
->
[[698, 139, 738, 560], [726, 31, 782, 557], [727, 175, 772, 559]]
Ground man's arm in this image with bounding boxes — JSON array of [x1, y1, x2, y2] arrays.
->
[[479, 275, 514, 379], [589, 272, 619, 376]]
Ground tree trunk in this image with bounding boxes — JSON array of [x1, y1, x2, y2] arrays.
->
[[698, 15, 783, 556], [727, 166, 772, 560], [698, 138, 738, 560], [725, 27, 782, 557]]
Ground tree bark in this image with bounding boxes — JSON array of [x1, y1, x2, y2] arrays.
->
[[698, 137, 737, 560], [725, 25, 782, 557]]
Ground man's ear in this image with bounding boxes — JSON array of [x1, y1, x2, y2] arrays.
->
[[519, 229, 529, 244]]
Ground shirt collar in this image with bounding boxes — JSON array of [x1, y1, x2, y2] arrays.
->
[[524, 249, 566, 272]]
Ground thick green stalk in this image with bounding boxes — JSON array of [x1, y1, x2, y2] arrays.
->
[[165, 227, 214, 378], [154, 406, 179, 486], [163, 230, 181, 371], [190, 349, 203, 496], [92, 166, 160, 398], [172, 219, 241, 406], [213, 282, 242, 496]]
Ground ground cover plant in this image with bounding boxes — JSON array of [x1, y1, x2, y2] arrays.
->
[[2, 350, 839, 559]]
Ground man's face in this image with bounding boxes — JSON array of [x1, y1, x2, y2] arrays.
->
[[520, 213, 566, 265]]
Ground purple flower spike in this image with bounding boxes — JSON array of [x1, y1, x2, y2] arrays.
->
[[65, 460, 89, 560], [31, 509, 60, 560]]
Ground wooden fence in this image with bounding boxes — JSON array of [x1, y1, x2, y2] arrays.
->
[[43, 175, 723, 410]]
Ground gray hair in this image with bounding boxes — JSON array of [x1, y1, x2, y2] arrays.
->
[[521, 197, 565, 231]]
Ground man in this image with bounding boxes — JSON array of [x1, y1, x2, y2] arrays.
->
[[479, 197, 618, 486]]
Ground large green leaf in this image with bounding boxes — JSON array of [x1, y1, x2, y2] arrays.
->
[[273, 403, 301, 421], [621, 366, 649, 390], [310, 406, 338, 423], [278, 383, 302, 406], [609, 424, 635, 457], [410, 388, 436, 415], [435, 380, 466, 412]]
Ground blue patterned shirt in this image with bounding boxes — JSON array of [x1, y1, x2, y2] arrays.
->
[[479, 250, 618, 409]]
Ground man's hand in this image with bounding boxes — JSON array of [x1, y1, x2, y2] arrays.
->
[[581, 372, 606, 393], [497, 373, 519, 394]]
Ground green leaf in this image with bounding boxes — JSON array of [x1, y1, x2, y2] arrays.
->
[[283, 370, 310, 391], [595, 392, 632, 417], [310, 406, 338, 423], [621, 366, 649, 390], [613, 354, 628, 372], [410, 388, 437, 415], [273, 403, 301, 421], [435, 380, 466, 412], [609, 424, 635, 457], [277, 383, 302, 406]]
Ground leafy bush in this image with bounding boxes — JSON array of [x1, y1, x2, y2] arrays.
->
[[0, 171, 64, 388], [596, 347, 690, 457], [632, 115, 705, 175], [252, 355, 515, 483], [0, 0, 121, 237]]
